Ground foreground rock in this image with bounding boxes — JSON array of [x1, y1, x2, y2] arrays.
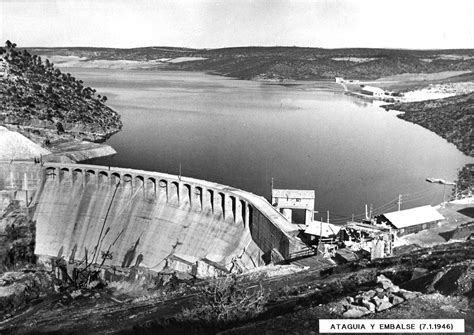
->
[[340, 274, 421, 318], [1, 232, 472, 333], [0, 271, 53, 320]]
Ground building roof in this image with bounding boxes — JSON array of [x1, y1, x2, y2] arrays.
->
[[382, 205, 445, 229], [304, 221, 341, 237], [361, 85, 385, 94], [346, 222, 391, 234], [272, 189, 315, 199]]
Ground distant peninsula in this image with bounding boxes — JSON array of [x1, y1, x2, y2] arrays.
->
[[0, 41, 122, 161], [384, 92, 474, 157]]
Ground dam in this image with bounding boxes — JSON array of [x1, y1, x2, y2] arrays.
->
[[1, 161, 307, 275]]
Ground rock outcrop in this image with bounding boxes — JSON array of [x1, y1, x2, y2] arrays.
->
[[0, 270, 53, 319], [341, 274, 421, 317]]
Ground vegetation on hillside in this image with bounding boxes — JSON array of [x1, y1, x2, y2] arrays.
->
[[384, 93, 474, 156], [0, 41, 122, 143], [176, 48, 474, 81], [30, 46, 474, 81], [452, 164, 474, 199]]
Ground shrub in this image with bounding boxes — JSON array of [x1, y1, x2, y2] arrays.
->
[[56, 122, 64, 134], [177, 275, 268, 324]]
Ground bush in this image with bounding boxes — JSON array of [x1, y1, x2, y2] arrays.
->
[[56, 121, 64, 134], [177, 275, 268, 324]]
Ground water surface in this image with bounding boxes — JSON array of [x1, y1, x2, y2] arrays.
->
[[65, 68, 472, 223]]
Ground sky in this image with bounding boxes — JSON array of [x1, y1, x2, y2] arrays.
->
[[0, 0, 473, 49]]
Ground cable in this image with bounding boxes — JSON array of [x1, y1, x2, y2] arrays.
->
[[402, 188, 441, 203], [401, 184, 437, 198]]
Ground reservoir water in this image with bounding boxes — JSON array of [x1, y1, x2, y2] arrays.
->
[[65, 68, 472, 223]]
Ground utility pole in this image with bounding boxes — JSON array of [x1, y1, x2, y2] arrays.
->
[[398, 194, 402, 211], [318, 217, 323, 255], [369, 204, 373, 219], [178, 163, 182, 182], [327, 210, 330, 223], [352, 214, 355, 223], [442, 184, 446, 207]]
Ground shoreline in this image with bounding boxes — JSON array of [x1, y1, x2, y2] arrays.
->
[[18, 63, 472, 162]]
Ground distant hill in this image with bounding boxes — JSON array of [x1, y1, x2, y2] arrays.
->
[[1, 41, 122, 145], [28, 46, 474, 81]]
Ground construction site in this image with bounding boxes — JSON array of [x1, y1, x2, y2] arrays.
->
[[0, 159, 473, 334]]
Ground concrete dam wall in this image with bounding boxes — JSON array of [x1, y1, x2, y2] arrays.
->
[[1, 161, 306, 274]]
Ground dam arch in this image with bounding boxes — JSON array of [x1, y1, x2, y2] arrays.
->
[[146, 177, 156, 198], [72, 168, 83, 184], [85, 169, 96, 185], [45, 167, 56, 180], [158, 179, 168, 200], [169, 181, 179, 203], [13, 161, 307, 273], [194, 186, 203, 210], [111, 172, 121, 185], [98, 171, 108, 184], [135, 175, 144, 191], [182, 183, 192, 206], [206, 189, 214, 212]]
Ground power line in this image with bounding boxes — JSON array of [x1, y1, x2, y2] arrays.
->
[[401, 185, 437, 198], [402, 188, 440, 203]]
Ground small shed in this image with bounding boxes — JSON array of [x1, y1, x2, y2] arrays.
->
[[380, 205, 445, 236], [360, 85, 385, 98]]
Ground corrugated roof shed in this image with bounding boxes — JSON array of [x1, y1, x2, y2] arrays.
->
[[383, 205, 445, 229], [272, 189, 315, 199], [304, 221, 341, 237]]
